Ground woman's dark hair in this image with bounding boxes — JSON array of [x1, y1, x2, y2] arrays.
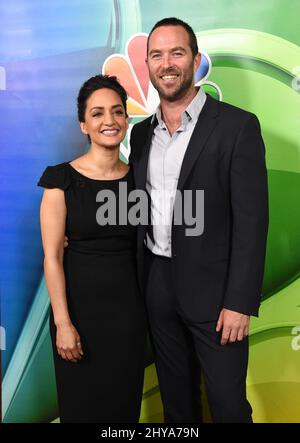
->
[[77, 74, 128, 123], [147, 17, 198, 58]]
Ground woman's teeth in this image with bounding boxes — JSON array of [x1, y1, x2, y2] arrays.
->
[[101, 129, 119, 136]]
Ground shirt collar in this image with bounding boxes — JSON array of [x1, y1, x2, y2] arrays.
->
[[151, 87, 207, 128]]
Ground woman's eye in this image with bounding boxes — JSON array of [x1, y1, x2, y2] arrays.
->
[[93, 113, 102, 117], [115, 110, 124, 115]]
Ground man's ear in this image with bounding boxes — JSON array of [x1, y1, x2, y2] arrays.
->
[[80, 121, 88, 135], [194, 52, 201, 73]]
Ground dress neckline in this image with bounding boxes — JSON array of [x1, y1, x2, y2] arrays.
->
[[67, 162, 130, 182]]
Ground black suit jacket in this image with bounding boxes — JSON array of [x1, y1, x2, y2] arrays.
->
[[129, 93, 268, 322]]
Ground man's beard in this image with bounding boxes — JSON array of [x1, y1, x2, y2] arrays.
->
[[150, 69, 194, 102]]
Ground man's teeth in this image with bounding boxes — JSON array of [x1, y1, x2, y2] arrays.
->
[[161, 75, 178, 80]]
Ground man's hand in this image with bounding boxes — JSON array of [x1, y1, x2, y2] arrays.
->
[[64, 235, 69, 248], [216, 308, 250, 346]]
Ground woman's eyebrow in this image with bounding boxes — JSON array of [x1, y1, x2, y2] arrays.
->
[[90, 104, 123, 111]]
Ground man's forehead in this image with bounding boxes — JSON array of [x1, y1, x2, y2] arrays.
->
[[148, 25, 190, 49]]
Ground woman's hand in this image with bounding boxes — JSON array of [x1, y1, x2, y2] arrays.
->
[[56, 322, 84, 363], [64, 236, 69, 248]]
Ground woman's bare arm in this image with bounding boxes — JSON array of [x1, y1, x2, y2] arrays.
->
[[40, 189, 83, 362]]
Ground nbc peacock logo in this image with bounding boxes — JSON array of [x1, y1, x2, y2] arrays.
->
[[102, 33, 222, 160]]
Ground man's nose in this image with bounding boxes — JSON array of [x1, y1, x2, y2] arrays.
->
[[161, 54, 172, 70]]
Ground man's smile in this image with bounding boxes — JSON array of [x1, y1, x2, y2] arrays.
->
[[159, 73, 180, 83], [160, 74, 179, 80]]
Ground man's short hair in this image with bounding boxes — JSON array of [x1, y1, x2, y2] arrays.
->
[[147, 17, 199, 57]]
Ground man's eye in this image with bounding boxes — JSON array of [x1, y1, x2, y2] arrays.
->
[[151, 54, 161, 59], [173, 52, 183, 57]]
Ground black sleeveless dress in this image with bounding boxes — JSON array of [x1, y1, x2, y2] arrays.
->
[[38, 162, 147, 423]]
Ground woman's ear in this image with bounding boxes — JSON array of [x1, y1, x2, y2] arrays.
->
[[80, 121, 88, 135]]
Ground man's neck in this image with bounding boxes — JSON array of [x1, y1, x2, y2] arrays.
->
[[160, 87, 198, 136]]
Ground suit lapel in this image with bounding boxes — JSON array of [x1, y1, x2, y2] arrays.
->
[[177, 94, 219, 191], [134, 94, 219, 191]]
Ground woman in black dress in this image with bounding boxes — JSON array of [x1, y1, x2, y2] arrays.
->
[[38, 75, 147, 423]]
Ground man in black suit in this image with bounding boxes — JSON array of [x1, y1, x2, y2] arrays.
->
[[129, 18, 268, 423]]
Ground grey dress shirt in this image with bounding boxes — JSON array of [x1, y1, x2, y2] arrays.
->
[[145, 87, 207, 257]]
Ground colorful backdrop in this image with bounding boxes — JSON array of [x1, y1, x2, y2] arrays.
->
[[1, 0, 300, 423]]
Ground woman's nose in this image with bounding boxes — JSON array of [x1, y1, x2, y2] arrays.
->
[[103, 112, 114, 125]]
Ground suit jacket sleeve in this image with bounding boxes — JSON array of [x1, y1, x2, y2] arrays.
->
[[129, 128, 134, 165], [129, 124, 139, 165], [223, 114, 269, 316]]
